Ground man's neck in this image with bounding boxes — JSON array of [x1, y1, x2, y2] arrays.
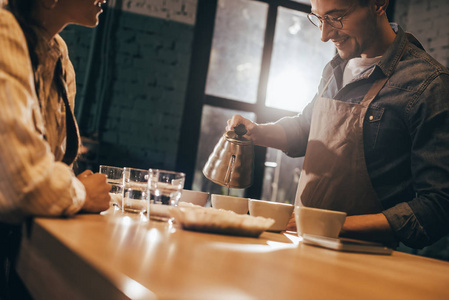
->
[[361, 19, 397, 58]]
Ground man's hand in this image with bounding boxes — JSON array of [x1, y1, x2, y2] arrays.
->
[[226, 114, 288, 151], [226, 114, 259, 139], [77, 170, 111, 213], [286, 211, 297, 231]]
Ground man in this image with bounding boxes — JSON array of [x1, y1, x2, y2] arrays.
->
[[227, 0, 449, 248]]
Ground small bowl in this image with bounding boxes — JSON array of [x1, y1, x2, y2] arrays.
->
[[295, 206, 347, 238], [211, 194, 249, 215], [249, 199, 294, 232], [179, 189, 210, 207]]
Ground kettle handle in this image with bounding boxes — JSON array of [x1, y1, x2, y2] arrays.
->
[[224, 155, 236, 186]]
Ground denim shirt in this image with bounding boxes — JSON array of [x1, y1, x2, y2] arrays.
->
[[277, 25, 449, 248]]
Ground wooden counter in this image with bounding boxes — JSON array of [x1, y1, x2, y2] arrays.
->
[[16, 209, 449, 300]]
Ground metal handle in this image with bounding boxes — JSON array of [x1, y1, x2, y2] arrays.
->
[[233, 124, 247, 137], [224, 155, 236, 186]]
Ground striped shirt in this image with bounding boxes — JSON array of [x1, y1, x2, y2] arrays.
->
[[0, 9, 86, 224]]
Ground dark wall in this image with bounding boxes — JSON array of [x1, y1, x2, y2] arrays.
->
[[395, 0, 449, 67], [61, 9, 194, 171]]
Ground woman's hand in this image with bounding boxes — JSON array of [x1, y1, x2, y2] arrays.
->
[[77, 170, 111, 213]]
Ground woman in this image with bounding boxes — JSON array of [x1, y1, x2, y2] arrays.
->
[[0, 0, 110, 297]]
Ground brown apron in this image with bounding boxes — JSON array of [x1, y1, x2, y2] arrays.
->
[[295, 48, 406, 216]]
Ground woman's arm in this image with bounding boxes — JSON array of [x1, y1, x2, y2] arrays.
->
[[0, 10, 87, 223]]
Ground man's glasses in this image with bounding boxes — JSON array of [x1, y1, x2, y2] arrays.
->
[[307, 7, 354, 30]]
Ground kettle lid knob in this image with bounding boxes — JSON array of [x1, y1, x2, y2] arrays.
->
[[233, 124, 247, 137], [224, 124, 252, 144]]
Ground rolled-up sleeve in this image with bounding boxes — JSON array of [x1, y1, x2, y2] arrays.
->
[[276, 99, 315, 157], [275, 62, 333, 158], [383, 72, 449, 248], [0, 10, 85, 224]]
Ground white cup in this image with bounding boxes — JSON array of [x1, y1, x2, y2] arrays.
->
[[179, 189, 210, 207], [211, 194, 249, 214], [295, 206, 347, 238], [248, 199, 294, 232]]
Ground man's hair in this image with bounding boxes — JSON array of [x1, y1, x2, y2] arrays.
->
[[358, 0, 371, 6]]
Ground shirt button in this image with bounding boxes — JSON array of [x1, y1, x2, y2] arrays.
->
[[369, 115, 374, 121]]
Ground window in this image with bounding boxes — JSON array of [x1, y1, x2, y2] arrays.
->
[[178, 0, 335, 203], [205, 0, 268, 103], [266, 7, 335, 112]]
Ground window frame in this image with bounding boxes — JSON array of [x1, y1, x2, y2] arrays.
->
[[176, 0, 313, 199]]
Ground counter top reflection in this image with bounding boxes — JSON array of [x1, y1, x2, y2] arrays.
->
[[16, 210, 449, 300]]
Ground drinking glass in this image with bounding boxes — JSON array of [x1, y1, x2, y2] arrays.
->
[[99, 165, 124, 209], [122, 168, 150, 216], [148, 169, 185, 221]]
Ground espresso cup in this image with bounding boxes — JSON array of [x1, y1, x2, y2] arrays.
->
[[249, 199, 294, 232], [295, 206, 347, 238], [211, 194, 249, 214], [179, 189, 210, 207]]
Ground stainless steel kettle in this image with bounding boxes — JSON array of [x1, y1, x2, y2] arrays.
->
[[203, 124, 254, 188]]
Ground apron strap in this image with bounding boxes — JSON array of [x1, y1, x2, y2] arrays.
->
[[321, 42, 408, 106], [360, 43, 408, 106], [54, 58, 79, 166], [359, 76, 389, 106], [319, 73, 334, 98]]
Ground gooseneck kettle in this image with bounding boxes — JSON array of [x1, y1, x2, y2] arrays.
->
[[203, 124, 254, 188]]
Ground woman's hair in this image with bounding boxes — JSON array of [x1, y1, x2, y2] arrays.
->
[[7, 0, 41, 72]]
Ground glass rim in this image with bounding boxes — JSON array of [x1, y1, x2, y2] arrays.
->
[[148, 169, 186, 177], [99, 165, 124, 170], [123, 167, 149, 172]]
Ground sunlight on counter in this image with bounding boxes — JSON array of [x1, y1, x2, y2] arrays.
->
[[122, 277, 156, 300], [207, 232, 301, 253]]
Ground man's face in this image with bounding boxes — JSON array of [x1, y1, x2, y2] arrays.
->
[[310, 0, 379, 59]]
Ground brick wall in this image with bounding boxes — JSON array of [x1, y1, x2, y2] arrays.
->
[[394, 0, 449, 67], [60, 5, 195, 171]]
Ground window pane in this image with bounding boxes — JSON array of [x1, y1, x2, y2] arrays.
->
[[193, 105, 255, 199], [266, 7, 335, 112], [205, 0, 268, 103], [261, 148, 303, 204]]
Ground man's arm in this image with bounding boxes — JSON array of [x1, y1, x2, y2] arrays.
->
[[339, 213, 397, 245], [286, 212, 397, 246], [381, 72, 449, 248]]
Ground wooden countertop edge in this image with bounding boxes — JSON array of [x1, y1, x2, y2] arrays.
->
[[16, 218, 157, 300]]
